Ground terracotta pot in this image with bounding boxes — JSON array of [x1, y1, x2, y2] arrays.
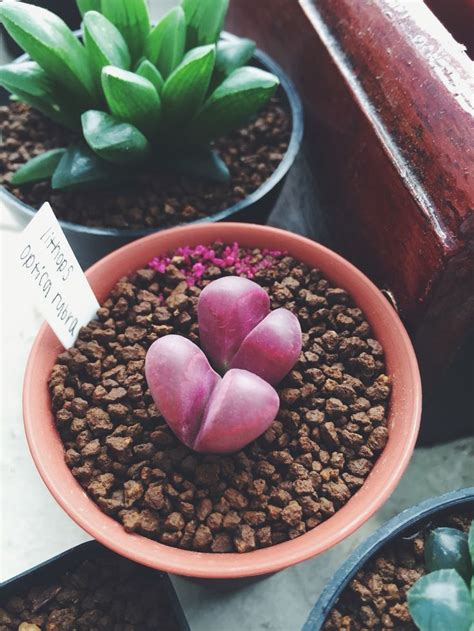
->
[[23, 223, 422, 578]]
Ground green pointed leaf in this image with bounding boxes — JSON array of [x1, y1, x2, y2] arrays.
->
[[425, 528, 472, 583], [212, 38, 256, 88], [182, 0, 228, 48], [101, 0, 150, 63], [0, 61, 80, 128], [189, 66, 279, 144], [407, 569, 473, 631], [77, 0, 102, 17], [136, 59, 164, 94], [0, 1, 95, 103], [145, 6, 185, 79], [101, 66, 161, 138], [167, 147, 230, 183], [161, 44, 215, 131], [11, 149, 66, 185], [84, 11, 131, 90], [82, 110, 150, 165], [52, 143, 117, 190], [0, 61, 53, 98]]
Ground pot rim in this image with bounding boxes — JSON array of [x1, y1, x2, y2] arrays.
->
[[303, 486, 474, 630], [0, 32, 303, 236], [23, 223, 422, 578]]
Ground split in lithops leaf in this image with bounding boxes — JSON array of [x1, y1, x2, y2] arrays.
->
[[145, 336, 279, 454], [407, 521, 474, 631], [145, 274, 302, 454], [1, 0, 280, 190], [198, 276, 271, 372], [230, 308, 303, 385]]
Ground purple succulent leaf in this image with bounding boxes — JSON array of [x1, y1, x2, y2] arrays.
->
[[197, 276, 270, 372], [145, 335, 219, 448], [230, 308, 302, 385], [193, 369, 279, 454]]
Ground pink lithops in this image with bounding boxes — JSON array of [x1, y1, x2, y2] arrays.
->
[[145, 273, 302, 454], [198, 276, 270, 371], [145, 335, 219, 449], [145, 337, 278, 454], [194, 369, 279, 454], [230, 308, 302, 385]]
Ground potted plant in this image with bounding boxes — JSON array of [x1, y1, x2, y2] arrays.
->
[[0, 540, 189, 630], [0, 0, 303, 268], [23, 223, 421, 578], [304, 487, 474, 630]]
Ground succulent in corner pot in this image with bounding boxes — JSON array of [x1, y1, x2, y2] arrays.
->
[[0, 0, 279, 190], [407, 520, 474, 631]]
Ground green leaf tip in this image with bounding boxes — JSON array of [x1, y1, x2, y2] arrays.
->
[[11, 148, 66, 185], [82, 110, 150, 165], [83, 10, 131, 87], [0, 0, 96, 104], [145, 6, 185, 79], [101, 65, 161, 138], [161, 44, 216, 131], [182, 0, 229, 49], [101, 0, 150, 63], [188, 65, 279, 144]]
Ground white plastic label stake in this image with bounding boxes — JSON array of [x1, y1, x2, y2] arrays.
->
[[17, 202, 100, 349]]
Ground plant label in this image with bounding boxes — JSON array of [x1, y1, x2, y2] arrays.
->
[[17, 202, 99, 349]]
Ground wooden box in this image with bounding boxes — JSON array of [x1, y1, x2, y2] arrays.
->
[[226, 0, 474, 442]]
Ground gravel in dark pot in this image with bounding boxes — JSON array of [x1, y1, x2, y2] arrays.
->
[[0, 0, 303, 269], [0, 540, 189, 630], [304, 487, 474, 631]]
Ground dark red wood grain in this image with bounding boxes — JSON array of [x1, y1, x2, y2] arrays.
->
[[226, 0, 474, 438]]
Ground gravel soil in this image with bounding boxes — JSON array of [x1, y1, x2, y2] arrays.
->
[[0, 95, 290, 230], [48, 243, 391, 553]]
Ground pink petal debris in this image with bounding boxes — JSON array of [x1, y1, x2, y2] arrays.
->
[[148, 242, 284, 286]]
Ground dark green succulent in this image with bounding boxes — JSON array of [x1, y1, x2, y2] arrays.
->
[[407, 520, 474, 631], [0, 0, 279, 189]]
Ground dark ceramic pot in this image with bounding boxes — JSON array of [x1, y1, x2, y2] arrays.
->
[[303, 487, 474, 631], [0, 540, 190, 630], [1, 33, 303, 269]]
